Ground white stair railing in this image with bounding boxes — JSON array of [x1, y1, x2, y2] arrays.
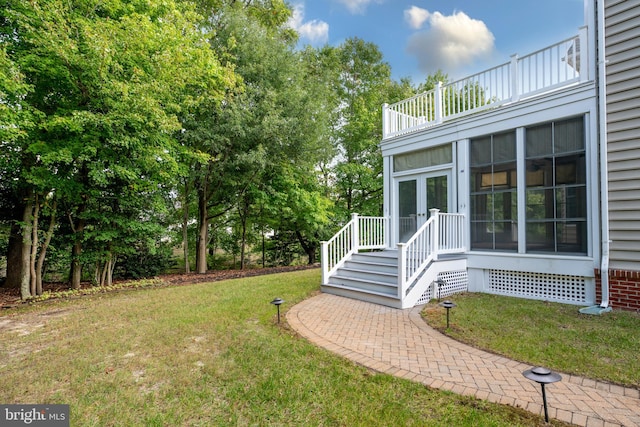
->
[[397, 209, 465, 299], [321, 214, 387, 284]]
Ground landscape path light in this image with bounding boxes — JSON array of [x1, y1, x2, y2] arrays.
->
[[438, 300, 456, 329], [522, 366, 562, 423], [270, 298, 284, 324]]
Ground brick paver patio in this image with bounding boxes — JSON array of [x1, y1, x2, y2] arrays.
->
[[287, 293, 640, 426]]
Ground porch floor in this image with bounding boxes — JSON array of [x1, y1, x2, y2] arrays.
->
[[287, 293, 640, 427]]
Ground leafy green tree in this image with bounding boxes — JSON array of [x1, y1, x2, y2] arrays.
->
[[183, 3, 333, 272], [2, 0, 233, 294], [320, 38, 395, 220]]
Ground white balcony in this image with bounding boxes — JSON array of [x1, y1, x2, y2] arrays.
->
[[382, 27, 589, 140]]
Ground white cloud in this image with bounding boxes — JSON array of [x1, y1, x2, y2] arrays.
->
[[335, 0, 384, 15], [404, 6, 430, 30], [287, 4, 329, 45], [406, 10, 495, 75]]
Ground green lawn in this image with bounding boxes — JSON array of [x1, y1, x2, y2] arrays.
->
[[422, 292, 640, 388], [2, 269, 574, 426]]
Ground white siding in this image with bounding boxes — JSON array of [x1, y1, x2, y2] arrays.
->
[[605, 0, 640, 271]]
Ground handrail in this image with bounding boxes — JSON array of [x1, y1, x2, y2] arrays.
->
[[321, 214, 387, 284], [383, 29, 587, 139], [397, 210, 465, 298]]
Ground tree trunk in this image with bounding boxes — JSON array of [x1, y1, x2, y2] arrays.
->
[[19, 200, 33, 300], [70, 217, 85, 289], [196, 185, 208, 274], [262, 229, 266, 268], [29, 195, 39, 296], [295, 230, 317, 265], [5, 222, 25, 289], [36, 199, 57, 295], [239, 215, 247, 271], [182, 181, 190, 273], [107, 255, 115, 286], [100, 259, 108, 287]]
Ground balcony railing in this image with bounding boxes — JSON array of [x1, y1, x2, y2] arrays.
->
[[383, 27, 589, 140]]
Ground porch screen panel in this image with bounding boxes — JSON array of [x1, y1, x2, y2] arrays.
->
[[470, 131, 517, 251], [525, 116, 586, 254]]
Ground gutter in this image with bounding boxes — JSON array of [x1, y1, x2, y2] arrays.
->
[[597, 0, 610, 309]]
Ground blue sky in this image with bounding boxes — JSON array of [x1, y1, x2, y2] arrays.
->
[[287, 0, 585, 83]]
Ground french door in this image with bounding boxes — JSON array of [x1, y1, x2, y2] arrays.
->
[[397, 171, 451, 243]]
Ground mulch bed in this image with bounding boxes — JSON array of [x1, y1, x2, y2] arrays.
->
[[0, 264, 319, 309]]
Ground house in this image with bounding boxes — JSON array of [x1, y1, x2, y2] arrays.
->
[[320, 0, 640, 312]]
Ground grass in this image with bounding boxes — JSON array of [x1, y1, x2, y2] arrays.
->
[[0, 269, 570, 426], [422, 292, 640, 388]]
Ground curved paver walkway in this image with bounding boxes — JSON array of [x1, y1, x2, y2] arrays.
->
[[287, 293, 640, 427]]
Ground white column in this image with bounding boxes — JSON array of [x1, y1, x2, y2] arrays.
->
[[383, 155, 392, 248]]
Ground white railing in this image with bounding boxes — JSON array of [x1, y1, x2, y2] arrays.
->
[[397, 209, 465, 299], [321, 214, 388, 284], [383, 28, 588, 139]]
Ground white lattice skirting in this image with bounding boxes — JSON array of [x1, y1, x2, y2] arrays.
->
[[488, 269, 587, 304], [417, 270, 469, 305]]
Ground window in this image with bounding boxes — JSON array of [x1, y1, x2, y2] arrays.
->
[[394, 144, 452, 172], [525, 117, 586, 254], [470, 131, 517, 251]]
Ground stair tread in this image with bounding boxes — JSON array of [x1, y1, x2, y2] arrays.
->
[[339, 267, 396, 276], [348, 259, 397, 266], [323, 282, 398, 298], [331, 274, 398, 287]]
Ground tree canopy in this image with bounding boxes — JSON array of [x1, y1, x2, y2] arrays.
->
[[1, 0, 444, 297]]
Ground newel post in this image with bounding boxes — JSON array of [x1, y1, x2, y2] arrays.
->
[[351, 213, 359, 253], [397, 242, 406, 299], [320, 240, 328, 285], [578, 25, 588, 82], [435, 81, 443, 124], [430, 208, 440, 260], [382, 103, 389, 139], [510, 54, 520, 103]]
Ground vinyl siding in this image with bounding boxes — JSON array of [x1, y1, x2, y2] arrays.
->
[[605, 0, 640, 271]]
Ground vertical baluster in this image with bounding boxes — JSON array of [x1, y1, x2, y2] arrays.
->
[[472, 77, 476, 109], [557, 44, 562, 84]]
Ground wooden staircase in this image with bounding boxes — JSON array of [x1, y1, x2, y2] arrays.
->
[[321, 250, 466, 309], [320, 211, 467, 309], [322, 251, 399, 307]]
